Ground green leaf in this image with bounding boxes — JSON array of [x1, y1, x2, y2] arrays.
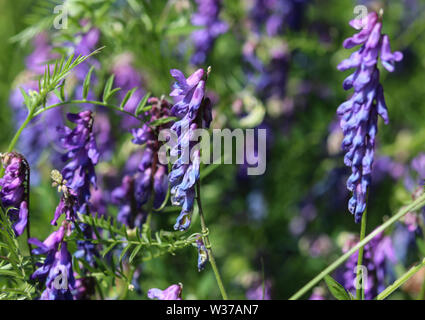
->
[[129, 244, 143, 263], [135, 92, 151, 117], [102, 243, 117, 258], [60, 80, 66, 101], [103, 75, 115, 103], [119, 244, 132, 262], [120, 87, 137, 110], [108, 87, 121, 100], [18, 87, 31, 110], [324, 275, 352, 300], [0, 268, 18, 277], [53, 88, 63, 102], [83, 66, 95, 100], [72, 256, 82, 275]]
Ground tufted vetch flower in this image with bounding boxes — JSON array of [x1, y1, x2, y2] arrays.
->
[[337, 12, 403, 223], [59, 110, 99, 212], [168, 68, 212, 231], [0, 152, 29, 236], [58, 111, 100, 265], [29, 223, 76, 300]]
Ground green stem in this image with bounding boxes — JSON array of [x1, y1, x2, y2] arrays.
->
[[289, 193, 425, 300], [377, 258, 425, 300], [356, 209, 367, 300], [196, 181, 228, 300], [7, 110, 34, 154]]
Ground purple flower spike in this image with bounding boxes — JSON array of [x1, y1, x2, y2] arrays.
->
[[59, 110, 99, 211], [337, 12, 403, 223], [169, 69, 211, 231], [148, 284, 183, 300], [190, 0, 228, 65], [40, 242, 76, 300], [0, 153, 29, 237], [30, 223, 76, 300], [58, 111, 100, 266]]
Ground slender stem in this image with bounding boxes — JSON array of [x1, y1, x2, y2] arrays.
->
[[196, 181, 228, 300], [289, 193, 425, 300], [7, 112, 34, 154], [356, 209, 367, 300], [377, 258, 425, 300]]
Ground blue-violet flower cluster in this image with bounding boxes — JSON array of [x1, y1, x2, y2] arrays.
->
[[113, 97, 172, 228], [58, 111, 100, 265], [168, 69, 212, 231], [59, 111, 100, 212], [29, 223, 76, 300], [337, 12, 403, 223], [0, 153, 29, 236]]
